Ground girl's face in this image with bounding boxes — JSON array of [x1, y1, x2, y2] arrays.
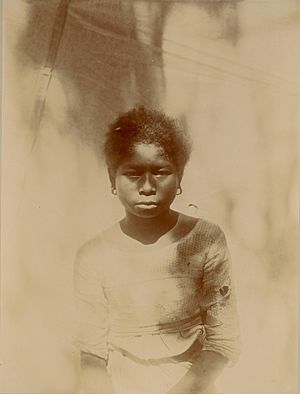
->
[[113, 143, 181, 219]]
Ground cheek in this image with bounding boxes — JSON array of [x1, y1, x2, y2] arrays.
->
[[161, 177, 179, 198], [115, 178, 135, 201]]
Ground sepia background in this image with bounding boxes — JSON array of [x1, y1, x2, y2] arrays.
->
[[1, 1, 299, 393]]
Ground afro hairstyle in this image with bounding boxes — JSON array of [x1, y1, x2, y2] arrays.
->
[[103, 106, 192, 176]]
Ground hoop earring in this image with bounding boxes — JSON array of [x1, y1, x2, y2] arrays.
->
[[176, 186, 182, 195], [111, 187, 117, 195]]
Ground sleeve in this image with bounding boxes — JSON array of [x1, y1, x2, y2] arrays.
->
[[201, 227, 241, 366], [74, 244, 109, 360]]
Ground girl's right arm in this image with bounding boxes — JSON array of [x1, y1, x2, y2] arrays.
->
[[74, 240, 114, 393], [80, 352, 114, 394]]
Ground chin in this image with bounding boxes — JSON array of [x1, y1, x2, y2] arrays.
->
[[130, 206, 165, 219], [135, 211, 162, 219]]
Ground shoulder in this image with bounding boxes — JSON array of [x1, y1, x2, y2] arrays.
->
[[74, 231, 110, 277], [199, 219, 226, 245], [76, 221, 121, 256], [174, 213, 227, 258], [180, 212, 225, 242], [77, 233, 106, 257], [75, 221, 123, 270]]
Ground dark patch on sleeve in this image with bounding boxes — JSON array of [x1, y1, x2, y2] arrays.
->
[[219, 285, 230, 297]]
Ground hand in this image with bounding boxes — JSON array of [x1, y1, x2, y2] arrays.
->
[[166, 351, 225, 394], [166, 375, 214, 394], [167, 384, 214, 394]]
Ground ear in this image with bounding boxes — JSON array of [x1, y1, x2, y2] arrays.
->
[[108, 168, 116, 188], [177, 168, 184, 184]]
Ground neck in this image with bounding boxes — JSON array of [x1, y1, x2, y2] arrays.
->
[[120, 210, 179, 245]]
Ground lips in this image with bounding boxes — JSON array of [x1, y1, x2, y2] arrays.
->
[[136, 201, 158, 206]]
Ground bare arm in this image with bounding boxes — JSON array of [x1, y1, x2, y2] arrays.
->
[[167, 350, 227, 394], [80, 352, 114, 394]]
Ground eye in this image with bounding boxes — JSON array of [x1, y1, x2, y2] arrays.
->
[[123, 170, 142, 178], [153, 169, 172, 177]]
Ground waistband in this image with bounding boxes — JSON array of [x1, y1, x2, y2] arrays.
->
[[109, 329, 206, 366], [109, 312, 204, 336]]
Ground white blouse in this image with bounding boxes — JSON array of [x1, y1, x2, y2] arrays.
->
[[74, 214, 240, 394]]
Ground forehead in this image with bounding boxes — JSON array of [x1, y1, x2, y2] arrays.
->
[[122, 143, 173, 167]]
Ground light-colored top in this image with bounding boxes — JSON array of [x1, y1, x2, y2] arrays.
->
[[74, 214, 240, 394]]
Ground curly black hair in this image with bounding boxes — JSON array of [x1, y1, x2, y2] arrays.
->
[[103, 106, 192, 175]]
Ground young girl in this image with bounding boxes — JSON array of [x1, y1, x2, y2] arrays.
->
[[74, 107, 240, 394]]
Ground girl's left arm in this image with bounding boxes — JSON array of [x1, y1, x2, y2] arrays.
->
[[168, 225, 240, 394]]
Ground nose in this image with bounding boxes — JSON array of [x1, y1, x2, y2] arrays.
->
[[139, 173, 156, 195]]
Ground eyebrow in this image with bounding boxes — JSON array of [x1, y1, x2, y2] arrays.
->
[[122, 163, 173, 170]]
